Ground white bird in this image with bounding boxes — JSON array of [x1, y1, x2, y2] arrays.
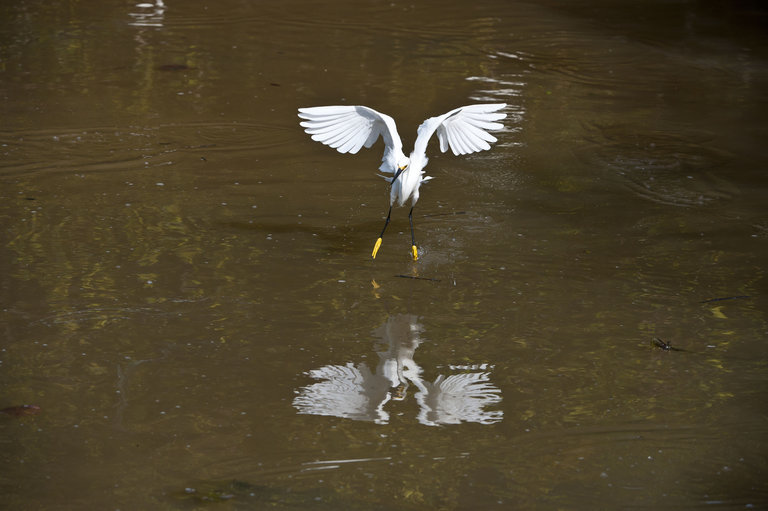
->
[[297, 103, 506, 260]]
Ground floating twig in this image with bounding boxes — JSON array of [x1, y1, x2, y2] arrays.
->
[[395, 275, 440, 282], [700, 295, 751, 304], [421, 211, 466, 218]]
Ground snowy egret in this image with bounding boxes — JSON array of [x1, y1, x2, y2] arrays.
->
[[297, 103, 506, 260]]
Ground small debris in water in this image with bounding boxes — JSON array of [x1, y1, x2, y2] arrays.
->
[[651, 338, 684, 352], [157, 64, 191, 71]]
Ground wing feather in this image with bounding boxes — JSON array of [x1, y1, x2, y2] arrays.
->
[[462, 121, 497, 144], [338, 128, 368, 154], [414, 104, 506, 157], [300, 114, 362, 133], [454, 122, 491, 154], [320, 119, 363, 147], [302, 114, 359, 133], [446, 123, 471, 155], [452, 122, 475, 155], [298, 106, 403, 162]]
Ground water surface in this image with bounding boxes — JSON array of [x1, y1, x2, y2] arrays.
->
[[1, 0, 767, 509]]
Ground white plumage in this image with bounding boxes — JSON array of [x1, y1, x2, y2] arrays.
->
[[298, 103, 506, 260]]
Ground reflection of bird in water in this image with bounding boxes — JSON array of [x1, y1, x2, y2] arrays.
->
[[293, 315, 503, 426], [298, 104, 506, 260], [373, 313, 422, 401], [414, 371, 503, 426], [129, 0, 166, 27], [292, 314, 422, 424], [292, 362, 394, 424]]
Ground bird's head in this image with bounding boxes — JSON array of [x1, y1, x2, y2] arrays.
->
[[397, 157, 411, 171]]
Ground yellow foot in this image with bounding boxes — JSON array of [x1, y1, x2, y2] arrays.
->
[[372, 238, 383, 259], [411, 245, 418, 261]]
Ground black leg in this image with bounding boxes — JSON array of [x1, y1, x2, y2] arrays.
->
[[380, 206, 392, 238], [408, 207, 418, 261], [372, 206, 392, 259]]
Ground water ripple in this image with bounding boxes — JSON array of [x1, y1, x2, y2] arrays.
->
[[0, 121, 289, 178], [576, 124, 737, 207]]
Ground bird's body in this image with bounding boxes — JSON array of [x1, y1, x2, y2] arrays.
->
[[390, 150, 426, 207], [298, 103, 506, 259]]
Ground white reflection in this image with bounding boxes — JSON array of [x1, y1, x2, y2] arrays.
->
[[293, 315, 503, 426], [128, 0, 166, 28]]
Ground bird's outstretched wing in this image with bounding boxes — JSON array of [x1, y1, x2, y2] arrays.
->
[[413, 104, 506, 157], [298, 106, 404, 172]]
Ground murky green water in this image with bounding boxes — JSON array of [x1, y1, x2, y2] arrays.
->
[[2, 0, 767, 509]]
